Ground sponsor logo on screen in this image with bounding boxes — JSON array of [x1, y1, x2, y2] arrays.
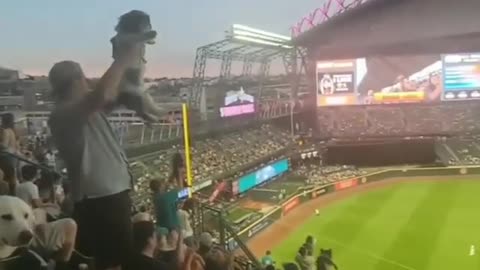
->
[[283, 197, 300, 215], [335, 179, 358, 191]]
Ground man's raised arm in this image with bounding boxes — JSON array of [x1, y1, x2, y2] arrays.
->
[[49, 43, 140, 120], [81, 44, 140, 114]]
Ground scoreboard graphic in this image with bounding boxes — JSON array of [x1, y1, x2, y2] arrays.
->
[[442, 54, 480, 101]]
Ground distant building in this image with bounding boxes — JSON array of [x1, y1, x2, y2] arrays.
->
[[0, 67, 53, 111], [19, 77, 53, 111], [0, 67, 23, 110]]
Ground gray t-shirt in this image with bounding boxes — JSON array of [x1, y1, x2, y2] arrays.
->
[[49, 109, 132, 202]]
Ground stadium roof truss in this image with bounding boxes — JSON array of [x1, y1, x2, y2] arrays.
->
[[291, 0, 370, 38], [190, 25, 303, 109]]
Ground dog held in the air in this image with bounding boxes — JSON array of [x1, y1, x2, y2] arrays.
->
[[111, 10, 165, 122], [0, 196, 47, 270]]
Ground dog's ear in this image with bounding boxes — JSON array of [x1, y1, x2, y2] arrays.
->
[[116, 10, 151, 33]]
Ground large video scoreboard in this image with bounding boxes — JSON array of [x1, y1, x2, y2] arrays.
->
[[442, 53, 480, 101], [315, 54, 480, 107], [316, 59, 358, 106]]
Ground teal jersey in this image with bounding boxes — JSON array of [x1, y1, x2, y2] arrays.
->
[[153, 190, 179, 230], [261, 255, 273, 266]]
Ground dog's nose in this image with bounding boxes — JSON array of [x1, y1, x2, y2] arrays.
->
[[18, 230, 33, 245]]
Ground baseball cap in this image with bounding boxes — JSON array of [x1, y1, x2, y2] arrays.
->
[[48, 61, 84, 98]]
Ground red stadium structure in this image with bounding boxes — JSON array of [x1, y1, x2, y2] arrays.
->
[[291, 0, 369, 37]]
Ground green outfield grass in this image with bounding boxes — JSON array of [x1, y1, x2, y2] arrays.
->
[[272, 179, 480, 270]]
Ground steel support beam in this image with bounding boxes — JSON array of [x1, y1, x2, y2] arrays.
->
[[191, 47, 208, 108]]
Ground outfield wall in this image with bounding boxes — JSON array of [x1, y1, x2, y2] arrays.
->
[[228, 165, 480, 249]]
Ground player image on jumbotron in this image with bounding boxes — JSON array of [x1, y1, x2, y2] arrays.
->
[[318, 74, 335, 95]]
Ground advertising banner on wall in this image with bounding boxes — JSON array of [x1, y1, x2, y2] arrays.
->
[[335, 178, 358, 191], [311, 187, 327, 199], [282, 197, 301, 216]]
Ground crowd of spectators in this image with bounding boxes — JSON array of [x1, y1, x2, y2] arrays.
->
[[130, 124, 291, 209], [0, 113, 79, 270], [316, 102, 480, 139]]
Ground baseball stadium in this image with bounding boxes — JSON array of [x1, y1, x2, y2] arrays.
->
[[4, 0, 480, 270], [123, 0, 480, 269]]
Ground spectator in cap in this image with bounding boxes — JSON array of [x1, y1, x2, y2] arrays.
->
[[48, 43, 141, 270]]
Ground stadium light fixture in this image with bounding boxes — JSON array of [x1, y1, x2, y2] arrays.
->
[[233, 24, 291, 41], [233, 30, 288, 43], [231, 24, 292, 48], [234, 35, 293, 49]]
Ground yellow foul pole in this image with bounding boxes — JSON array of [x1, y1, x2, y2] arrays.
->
[[182, 103, 193, 197]]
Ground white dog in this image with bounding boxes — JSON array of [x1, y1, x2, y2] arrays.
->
[[0, 196, 36, 259], [0, 196, 48, 270]]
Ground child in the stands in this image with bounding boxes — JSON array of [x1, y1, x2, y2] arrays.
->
[[149, 179, 180, 262]]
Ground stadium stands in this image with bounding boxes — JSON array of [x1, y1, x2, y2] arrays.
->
[[316, 102, 480, 139], [130, 124, 292, 209]]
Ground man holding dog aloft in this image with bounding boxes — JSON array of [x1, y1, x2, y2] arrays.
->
[[48, 41, 141, 270]]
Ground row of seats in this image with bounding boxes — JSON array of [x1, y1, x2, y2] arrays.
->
[[295, 162, 368, 185]]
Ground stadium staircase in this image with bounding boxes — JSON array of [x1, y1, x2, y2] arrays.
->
[[435, 142, 460, 164], [194, 202, 262, 270]]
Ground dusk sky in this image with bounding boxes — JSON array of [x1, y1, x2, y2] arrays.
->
[[1, 0, 320, 78]]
